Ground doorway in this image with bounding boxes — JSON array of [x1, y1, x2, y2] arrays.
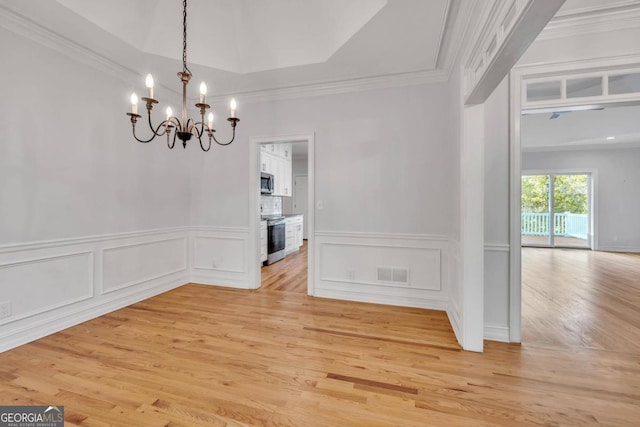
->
[[249, 133, 315, 295], [521, 173, 592, 249], [510, 65, 640, 344]]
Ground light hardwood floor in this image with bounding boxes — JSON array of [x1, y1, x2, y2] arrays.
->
[[1, 250, 639, 425], [522, 247, 640, 353], [261, 241, 307, 293]]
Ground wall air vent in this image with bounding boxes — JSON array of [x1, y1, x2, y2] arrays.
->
[[377, 267, 409, 284]]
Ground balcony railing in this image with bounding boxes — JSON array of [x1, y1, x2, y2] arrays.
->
[[521, 212, 588, 240]]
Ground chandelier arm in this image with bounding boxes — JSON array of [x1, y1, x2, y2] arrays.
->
[[147, 112, 173, 137], [210, 124, 237, 146], [131, 125, 154, 144], [191, 122, 211, 151], [210, 131, 234, 146], [168, 128, 177, 149]]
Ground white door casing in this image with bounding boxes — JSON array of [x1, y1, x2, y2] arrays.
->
[[293, 175, 309, 239]]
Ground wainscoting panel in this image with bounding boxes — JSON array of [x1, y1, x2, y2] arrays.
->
[[103, 237, 187, 294], [314, 232, 450, 310], [0, 251, 93, 325], [190, 227, 251, 289], [0, 228, 189, 352]]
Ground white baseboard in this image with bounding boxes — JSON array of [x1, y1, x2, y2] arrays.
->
[[0, 273, 187, 353], [190, 275, 255, 290], [484, 324, 510, 342], [0, 228, 189, 353], [314, 287, 448, 311], [597, 245, 640, 253], [447, 298, 462, 346]]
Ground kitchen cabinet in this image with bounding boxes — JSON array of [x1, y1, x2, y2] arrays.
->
[[260, 143, 292, 197], [284, 215, 303, 255], [260, 220, 267, 263]]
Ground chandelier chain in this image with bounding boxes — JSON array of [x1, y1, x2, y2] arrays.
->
[[182, 0, 191, 75]]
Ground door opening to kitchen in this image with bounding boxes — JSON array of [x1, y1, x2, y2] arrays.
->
[[259, 141, 310, 293]]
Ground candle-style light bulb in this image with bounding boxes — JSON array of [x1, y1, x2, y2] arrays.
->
[[208, 112, 214, 128], [145, 74, 154, 99], [199, 82, 207, 103], [230, 98, 237, 118], [166, 106, 172, 122], [130, 93, 138, 115]]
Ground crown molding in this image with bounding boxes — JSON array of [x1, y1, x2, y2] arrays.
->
[[0, 5, 131, 83], [538, 4, 640, 41], [0, 4, 180, 96], [438, 0, 479, 77], [432, 0, 452, 70], [0, 3, 452, 106], [208, 69, 449, 105]]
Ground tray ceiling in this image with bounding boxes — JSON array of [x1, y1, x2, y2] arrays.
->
[[0, 0, 458, 95]]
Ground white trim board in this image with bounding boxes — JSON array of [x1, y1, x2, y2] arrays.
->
[[484, 325, 510, 342]]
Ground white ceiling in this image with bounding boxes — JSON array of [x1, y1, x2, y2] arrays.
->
[[0, 0, 455, 96], [522, 104, 640, 151], [6, 0, 635, 99], [55, 0, 392, 74]]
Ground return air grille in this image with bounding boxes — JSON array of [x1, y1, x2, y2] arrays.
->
[[377, 267, 409, 284]]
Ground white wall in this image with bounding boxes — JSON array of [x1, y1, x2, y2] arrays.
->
[[0, 27, 191, 351], [189, 83, 458, 311], [483, 77, 510, 342], [523, 147, 640, 252], [0, 28, 190, 243], [191, 84, 455, 234]]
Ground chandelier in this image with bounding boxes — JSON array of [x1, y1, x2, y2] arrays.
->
[[126, 0, 239, 151]]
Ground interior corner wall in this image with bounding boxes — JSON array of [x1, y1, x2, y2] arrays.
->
[[0, 27, 191, 351], [189, 83, 458, 311], [483, 76, 510, 342], [523, 147, 640, 252]]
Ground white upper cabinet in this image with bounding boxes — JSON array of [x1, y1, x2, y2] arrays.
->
[[260, 143, 293, 197]]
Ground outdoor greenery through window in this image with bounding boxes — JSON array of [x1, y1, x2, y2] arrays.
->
[[521, 174, 590, 248], [522, 175, 588, 214]]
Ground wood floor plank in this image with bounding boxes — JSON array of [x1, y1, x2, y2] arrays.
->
[[522, 248, 640, 352], [0, 247, 639, 425]]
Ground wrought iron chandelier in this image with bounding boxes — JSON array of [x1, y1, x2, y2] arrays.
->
[[126, 0, 239, 151]]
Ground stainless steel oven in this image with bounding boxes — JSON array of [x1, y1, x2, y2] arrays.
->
[[265, 216, 285, 265]]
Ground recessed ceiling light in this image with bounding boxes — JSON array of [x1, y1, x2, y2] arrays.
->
[[606, 136, 615, 140]]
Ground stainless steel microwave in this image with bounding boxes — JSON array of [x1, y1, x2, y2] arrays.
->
[[261, 172, 274, 194]]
